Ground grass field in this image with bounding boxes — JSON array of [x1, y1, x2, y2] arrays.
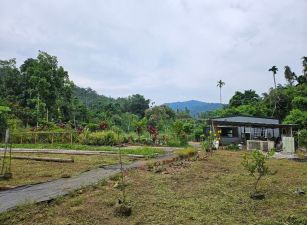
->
[[0, 152, 132, 187], [0, 150, 306, 225]]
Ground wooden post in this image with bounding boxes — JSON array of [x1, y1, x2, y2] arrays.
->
[[70, 133, 73, 145]]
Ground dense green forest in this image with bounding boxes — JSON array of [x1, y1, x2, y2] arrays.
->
[[0, 51, 306, 146]]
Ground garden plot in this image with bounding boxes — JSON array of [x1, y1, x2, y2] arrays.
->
[[0, 152, 133, 188]]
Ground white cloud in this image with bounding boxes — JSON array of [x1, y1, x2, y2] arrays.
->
[[0, 0, 306, 104]]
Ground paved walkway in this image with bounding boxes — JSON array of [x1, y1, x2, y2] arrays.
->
[[0, 153, 176, 213]]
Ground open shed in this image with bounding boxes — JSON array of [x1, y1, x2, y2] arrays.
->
[[209, 116, 297, 152]]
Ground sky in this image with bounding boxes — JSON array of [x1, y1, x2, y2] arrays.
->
[[0, 0, 306, 105]]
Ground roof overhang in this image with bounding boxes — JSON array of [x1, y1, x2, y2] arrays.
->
[[210, 120, 297, 129]]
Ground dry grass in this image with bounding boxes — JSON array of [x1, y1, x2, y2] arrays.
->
[[0, 152, 132, 187], [0, 150, 306, 225]]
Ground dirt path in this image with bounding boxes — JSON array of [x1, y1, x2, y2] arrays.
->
[[0, 153, 177, 213]]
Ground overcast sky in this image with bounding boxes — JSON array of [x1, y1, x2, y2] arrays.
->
[[0, 0, 306, 104]]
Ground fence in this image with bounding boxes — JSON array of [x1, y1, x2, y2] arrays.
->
[[247, 140, 274, 151], [5, 131, 79, 145]]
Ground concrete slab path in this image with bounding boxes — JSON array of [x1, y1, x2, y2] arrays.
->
[[0, 153, 176, 213]]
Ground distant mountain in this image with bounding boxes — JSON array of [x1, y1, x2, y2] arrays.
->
[[164, 100, 223, 117]]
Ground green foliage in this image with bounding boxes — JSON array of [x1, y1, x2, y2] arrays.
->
[[79, 131, 121, 146], [297, 129, 307, 148], [291, 96, 307, 111], [145, 105, 175, 130], [0, 105, 10, 132], [122, 94, 150, 117], [225, 144, 240, 151], [242, 149, 275, 193], [193, 127, 204, 142], [166, 138, 185, 147], [201, 140, 210, 152], [132, 118, 147, 138], [284, 65, 297, 86], [86, 123, 99, 132], [283, 109, 307, 129], [229, 89, 260, 108]]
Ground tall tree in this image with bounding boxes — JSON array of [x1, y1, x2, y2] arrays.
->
[[268, 66, 278, 89], [296, 57, 307, 85], [229, 90, 260, 108], [217, 80, 225, 104], [284, 66, 297, 86]]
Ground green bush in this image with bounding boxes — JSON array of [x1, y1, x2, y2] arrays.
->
[[201, 140, 211, 152], [298, 129, 307, 148], [122, 132, 138, 144], [167, 137, 188, 147], [79, 131, 121, 146], [193, 128, 204, 142], [242, 149, 275, 194], [86, 123, 99, 132], [225, 144, 240, 151]]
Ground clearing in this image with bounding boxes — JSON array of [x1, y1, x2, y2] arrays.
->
[[0, 150, 306, 225]]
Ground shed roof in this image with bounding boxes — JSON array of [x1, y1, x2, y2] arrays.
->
[[211, 120, 297, 129]]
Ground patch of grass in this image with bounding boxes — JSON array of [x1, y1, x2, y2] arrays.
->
[[121, 147, 164, 156], [0, 143, 114, 151], [0, 150, 306, 225], [174, 147, 197, 159], [0, 143, 164, 156]]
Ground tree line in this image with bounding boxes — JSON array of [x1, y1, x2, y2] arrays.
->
[[0, 51, 151, 132], [0, 51, 306, 144]]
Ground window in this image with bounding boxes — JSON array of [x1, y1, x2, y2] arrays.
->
[[221, 127, 238, 137]]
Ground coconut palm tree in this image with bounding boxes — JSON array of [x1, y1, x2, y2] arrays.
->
[[268, 66, 278, 89], [217, 80, 225, 104]]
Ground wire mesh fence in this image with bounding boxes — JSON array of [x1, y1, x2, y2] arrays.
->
[[3, 131, 79, 145]]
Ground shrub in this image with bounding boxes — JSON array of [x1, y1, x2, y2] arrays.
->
[[122, 132, 138, 144], [86, 123, 99, 132], [194, 128, 204, 142], [79, 131, 121, 146], [242, 149, 275, 195], [201, 140, 211, 152], [167, 137, 188, 147], [297, 129, 307, 148], [225, 144, 240, 151]]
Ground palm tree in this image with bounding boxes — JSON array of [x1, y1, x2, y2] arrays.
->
[[217, 80, 225, 104], [268, 66, 278, 89]]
